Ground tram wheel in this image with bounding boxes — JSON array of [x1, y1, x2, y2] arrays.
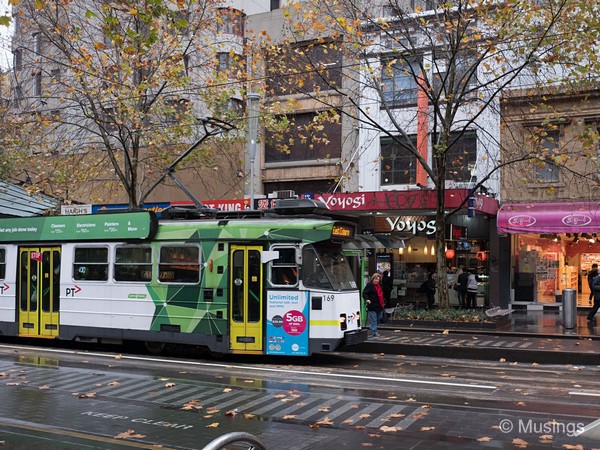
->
[[144, 341, 167, 354]]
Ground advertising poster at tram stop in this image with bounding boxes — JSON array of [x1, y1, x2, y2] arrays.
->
[[376, 253, 393, 274], [266, 290, 309, 356]]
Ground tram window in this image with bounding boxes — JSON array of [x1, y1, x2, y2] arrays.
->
[[270, 247, 298, 287], [159, 245, 200, 283], [114, 246, 152, 282], [0, 248, 5, 279], [73, 247, 108, 281]]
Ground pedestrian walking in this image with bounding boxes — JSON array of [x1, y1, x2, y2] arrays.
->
[[588, 271, 600, 321], [363, 272, 385, 336]]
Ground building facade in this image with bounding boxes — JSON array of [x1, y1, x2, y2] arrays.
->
[[8, 0, 277, 205], [498, 87, 600, 309]]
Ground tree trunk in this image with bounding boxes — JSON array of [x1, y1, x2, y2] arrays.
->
[[435, 194, 450, 309]]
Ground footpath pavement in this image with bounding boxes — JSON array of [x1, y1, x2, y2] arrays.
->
[[350, 310, 600, 365]]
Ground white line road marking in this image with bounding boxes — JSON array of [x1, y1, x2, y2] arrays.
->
[[569, 391, 600, 397], [0, 344, 497, 391]]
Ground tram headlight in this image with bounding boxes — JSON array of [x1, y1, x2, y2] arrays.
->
[[339, 313, 347, 331]]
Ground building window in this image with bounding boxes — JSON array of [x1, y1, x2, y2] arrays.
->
[[270, 0, 280, 10], [33, 71, 42, 96], [164, 98, 191, 124], [381, 135, 417, 185], [13, 50, 22, 71], [266, 41, 343, 96], [169, 9, 189, 35], [99, 107, 118, 132], [596, 124, 600, 180], [381, 56, 421, 107], [159, 245, 200, 283], [73, 247, 109, 281], [33, 32, 42, 54], [183, 54, 190, 76], [425, 0, 442, 9], [434, 131, 477, 182], [262, 180, 336, 200], [14, 84, 24, 103], [216, 8, 244, 37], [264, 111, 342, 163], [432, 53, 478, 100], [217, 97, 244, 116], [114, 246, 152, 282], [50, 69, 60, 82], [227, 97, 243, 112], [270, 247, 298, 287], [535, 130, 560, 182], [217, 52, 230, 71]]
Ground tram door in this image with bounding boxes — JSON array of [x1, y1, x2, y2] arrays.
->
[[18, 247, 61, 337], [229, 246, 263, 352]]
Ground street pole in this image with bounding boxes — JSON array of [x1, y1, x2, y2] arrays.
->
[[247, 93, 260, 210]]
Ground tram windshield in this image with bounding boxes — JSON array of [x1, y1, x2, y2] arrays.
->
[[302, 244, 357, 291]]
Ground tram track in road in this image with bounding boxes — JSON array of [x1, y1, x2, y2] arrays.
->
[[1, 340, 599, 417], [2, 340, 599, 401], [0, 344, 494, 449], [1, 342, 600, 449], [0, 417, 180, 449]]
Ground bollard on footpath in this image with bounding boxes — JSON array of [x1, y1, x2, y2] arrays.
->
[[562, 288, 577, 329]]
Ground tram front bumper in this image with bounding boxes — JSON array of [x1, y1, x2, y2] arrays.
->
[[344, 328, 369, 346]]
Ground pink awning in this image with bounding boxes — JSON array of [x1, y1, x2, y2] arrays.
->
[[497, 202, 600, 234]]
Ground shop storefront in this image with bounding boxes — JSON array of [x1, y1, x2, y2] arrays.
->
[[497, 202, 600, 307], [359, 214, 492, 307], [314, 190, 499, 308]]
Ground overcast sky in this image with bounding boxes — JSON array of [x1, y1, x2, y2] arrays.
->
[[0, 0, 10, 70]]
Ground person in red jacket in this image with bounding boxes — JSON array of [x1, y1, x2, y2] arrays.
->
[[363, 272, 385, 336]]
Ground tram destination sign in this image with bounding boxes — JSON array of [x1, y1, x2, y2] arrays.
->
[[0, 211, 157, 242]]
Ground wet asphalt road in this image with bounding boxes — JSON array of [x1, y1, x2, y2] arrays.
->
[[0, 341, 598, 449]]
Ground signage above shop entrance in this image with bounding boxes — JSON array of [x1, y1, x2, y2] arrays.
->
[[376, 217, 468, 239], [497, 202, 600, 234], [385, 216, 436, 235]]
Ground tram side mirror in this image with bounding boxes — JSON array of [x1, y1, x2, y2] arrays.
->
[[261, 251, 280, 264]]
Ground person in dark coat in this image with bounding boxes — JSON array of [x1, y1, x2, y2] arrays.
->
[[423, 271, 436, 310], [457, 266, 470, 309], [588, 270, 600, 321], [587, 264, 598, 306], [362, 272, 385, 336], [381, 270, 393, 309]]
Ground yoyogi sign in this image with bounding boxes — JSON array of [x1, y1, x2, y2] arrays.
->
[[386, 217, 436, 235]]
